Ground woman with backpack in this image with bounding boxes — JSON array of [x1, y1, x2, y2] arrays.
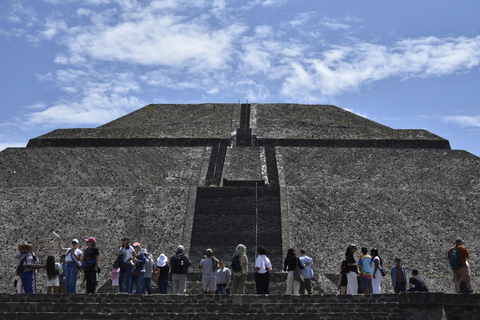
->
[[370, 248, 384, 294], [231, 244, 248, 294], [45, 255, 63, 293]]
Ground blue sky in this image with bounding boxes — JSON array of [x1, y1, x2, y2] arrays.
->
[[1, 0, 480, 156]]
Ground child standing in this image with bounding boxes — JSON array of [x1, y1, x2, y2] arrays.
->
[[46, 255, 63, 293], [111, 267, 120, 293]]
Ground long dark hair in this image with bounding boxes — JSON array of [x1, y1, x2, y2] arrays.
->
[[345, 244, 356, 257], [286, 248, 296, 260], [370, 248, 382, 266], [46, 255, 56, 280]]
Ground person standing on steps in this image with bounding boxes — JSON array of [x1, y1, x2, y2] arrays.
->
[[370, 248, 384, 294], [132, 242, 145, 294], [255, 246, 272, 294], [155, 253, 170, 294], [231, 244, 248, 294], [82, 237, 99, 294], [299, 249, 314, 295], [345, 244, 359, 294], [142, 248, 154, 294], [58, 238, 83, 293], [358, 247, 372, 294], [199, 248, 219, 294], [447, 238, 473, 293], [170, 245, 192, 294], [216, 260, 231, 295], [118, 237, 136, 294], [391, 257, 407, 293], [14, 241, 38, 294], [283, 248, 306, 295]]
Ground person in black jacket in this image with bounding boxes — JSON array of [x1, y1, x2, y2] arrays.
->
[[169, 245, 192, 294], [284, 248, 308, 294]]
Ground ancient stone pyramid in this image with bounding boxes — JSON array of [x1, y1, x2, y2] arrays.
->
[[1, 103, 479, 293]]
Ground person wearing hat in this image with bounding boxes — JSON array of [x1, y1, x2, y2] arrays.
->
[[118, 237, 136, 294], [132, 242, 146, 294], [58, 237, 83, 293], [155, 253, 170, 294], [141, 248, 154, 294], [199, 248, 219, 294], [82, 237, 99, 293], [447, 238, 473, 293], [169, 245, 192, 294], [14, 241, 38, 293], [390, 257, 407, 293]]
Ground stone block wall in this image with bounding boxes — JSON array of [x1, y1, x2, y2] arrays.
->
[[0, 146, 209, 293], [278, 147, 480, 293]]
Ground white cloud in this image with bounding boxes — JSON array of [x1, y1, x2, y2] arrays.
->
[[61, 15, 246, 71], [281, 36, 480, 100], [443, 115, 480, 128], [289, 12, 317, 27], [321, 21, 350, 30]]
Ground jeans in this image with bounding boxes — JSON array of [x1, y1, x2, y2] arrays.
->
[[65, 262, 79, 293], [20, 271, 34, 293], [143, 277, 152, 294], [158, 278, 169, 294], [135, 272, 144, 294], [119, 264, 134, 294], [217, 284, 227, 294]]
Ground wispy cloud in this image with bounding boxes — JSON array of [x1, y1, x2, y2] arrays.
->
[[3, 0, 480, 129], [443, 115, 480, 128], [281, 36, 480, 101]]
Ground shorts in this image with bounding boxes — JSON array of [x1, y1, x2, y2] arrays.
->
[[340, 274, 347, 287], [202, 278, 216, 293], [360, 277, 372, 291], [47, 276, 60, 287], [453, 267, 471, 283]]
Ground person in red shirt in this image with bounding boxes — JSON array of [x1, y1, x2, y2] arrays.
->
[[447, 239, 473, 293]]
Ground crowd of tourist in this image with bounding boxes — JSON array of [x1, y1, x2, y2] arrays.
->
[[13, 237, 473, 295]]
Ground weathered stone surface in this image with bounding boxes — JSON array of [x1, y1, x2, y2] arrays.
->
[[2, 102, 479, 299], [278, 147, 480, 293]]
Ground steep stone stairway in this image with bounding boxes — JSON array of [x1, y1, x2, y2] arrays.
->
[[0, 293, 404, 320], [189, 186, 282, 267]]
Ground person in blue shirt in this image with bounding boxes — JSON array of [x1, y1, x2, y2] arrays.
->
[[298, 249, 314, 294]]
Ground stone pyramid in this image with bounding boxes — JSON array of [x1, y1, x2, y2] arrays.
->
[[1, 103, 479, 293]]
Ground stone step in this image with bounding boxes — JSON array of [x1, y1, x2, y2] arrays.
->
[[0, 293, 401, 304], [0, 301, 402, 314], [0, 312, 403, 320]]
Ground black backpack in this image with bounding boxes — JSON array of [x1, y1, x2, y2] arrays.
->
[[113, 253, 126, 269], [231, 255, 242, 272], [170, 254, 185, 273]]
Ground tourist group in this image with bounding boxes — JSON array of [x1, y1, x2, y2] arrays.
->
[[14, 237, 472, 294]]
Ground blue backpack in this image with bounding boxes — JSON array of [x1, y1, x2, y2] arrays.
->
[[450, 248, 462, 270]]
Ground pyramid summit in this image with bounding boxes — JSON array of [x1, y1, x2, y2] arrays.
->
[[1, 103, 479, 293]]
